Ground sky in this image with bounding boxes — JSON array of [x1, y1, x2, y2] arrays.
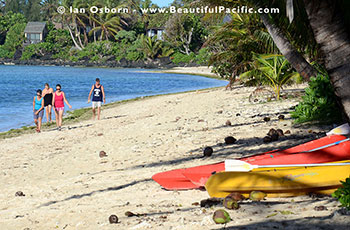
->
[[152, 0, 173, 7]]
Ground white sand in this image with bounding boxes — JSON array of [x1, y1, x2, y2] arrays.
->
[[1, 85, 349, 230]]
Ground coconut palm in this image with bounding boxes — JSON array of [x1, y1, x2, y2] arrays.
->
[[302, 0, 350, 120], [241, 54, 301, 100], [139, 34, 162, 60], [89, 13, 126, 41]]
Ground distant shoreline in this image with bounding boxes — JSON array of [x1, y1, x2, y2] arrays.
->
[[0, 66, 226, 138]]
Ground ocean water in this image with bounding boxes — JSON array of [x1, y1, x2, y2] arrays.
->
[[0, 65, 227, 132]]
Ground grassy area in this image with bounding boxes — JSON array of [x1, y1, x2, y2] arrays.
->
[[0, 86, 224, 140]]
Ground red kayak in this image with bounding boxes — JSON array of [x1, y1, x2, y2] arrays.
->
[[152, 135, 348, 190], [183, 135, 350, 187]]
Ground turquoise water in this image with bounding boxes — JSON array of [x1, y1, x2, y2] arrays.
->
[[0, 65, 227, 132]]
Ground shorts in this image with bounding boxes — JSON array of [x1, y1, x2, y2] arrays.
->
[[34, 109, 44, 120], [55, 107, 64, 112], [92, 101, 102, 108]]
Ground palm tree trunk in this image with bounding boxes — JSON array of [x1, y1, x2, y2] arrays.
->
[[67, 25, 82, 50], [260, 13, 317, 80], [303, 0, 350, 121]]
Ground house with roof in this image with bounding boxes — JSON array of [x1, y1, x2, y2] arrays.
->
[[24, 22, 47, 45]]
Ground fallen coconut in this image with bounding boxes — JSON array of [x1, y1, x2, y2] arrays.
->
[[15, 191, 25, 197], [109, 215, 118, 224], [223, 196, 240, 210], [263, 117, 271, 122], [203, 147, 213, 157], [224, 136, 236, 145], [267, 128, 277, 136], [249, 191, 267, 201], [285, 130, 291, 134], [263, 136, 272, 143], [278, 115, 285, 120], [213, 209, 231, 224], [99, 151, 107, 158], [276, 129, 284, 137], [225, 120, 232, 126], [270, 133, 279, 141], [226, 192, 244, 201]]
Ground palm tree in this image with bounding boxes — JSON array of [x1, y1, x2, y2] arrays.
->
[[139, 34, 162, 60], [302, 0, 350, 120], [89, 13, 126, 41], [241, 54, 300, 100]]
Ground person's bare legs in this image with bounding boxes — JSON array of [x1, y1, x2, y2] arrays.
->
[[46, 105, 52, 122], [38, 117, 42, 132], [58, 110, 64, 128], [34, 119, 38, 131], [54, 109, 59, 128], [92, 108, 96, 120], [97, 107, 101, 120]]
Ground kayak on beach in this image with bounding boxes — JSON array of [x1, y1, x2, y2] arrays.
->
[[205, 160, 350, 198], [152, 135, 348, 190]]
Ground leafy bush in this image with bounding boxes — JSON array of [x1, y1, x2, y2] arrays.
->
[[0, 22, 26, 58], [21, 42, 51, 60], [171, 52, 195, 64], [291, 74, 342, 123], [194, 48, 209, 65], [332, 177, 350, 210], [240, 54, 301, 99]]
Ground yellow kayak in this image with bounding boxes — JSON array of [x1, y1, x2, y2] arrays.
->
[[205, 161, 350, 198]]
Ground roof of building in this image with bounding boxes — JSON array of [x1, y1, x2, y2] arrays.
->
[[24, 22, 47, 34]]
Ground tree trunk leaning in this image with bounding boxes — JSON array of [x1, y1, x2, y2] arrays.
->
[[303, 0, 350, 121], [260, 13, 317, 80]]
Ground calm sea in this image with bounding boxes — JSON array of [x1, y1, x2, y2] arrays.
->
[[0, 65, 227, 132]]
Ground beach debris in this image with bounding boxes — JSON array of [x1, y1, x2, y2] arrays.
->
[[276, 129, 284, 137], [285, 130, 291, 134], [314, 206, 328, 211], [267, 128, 278, 136], [97, 133, 103, 136], [224, 136, 237, 145], [236, 113, 241, 117], [263, 117, 271, 122], [192, 202, 200, 206], [263, 136, 272, 143], [265, 128, 279, 142], [217, 110, 223, 114], [99, 151, 107, 158], [271, 133, 279, 141], [213, 209, 231, 224], [125, 211, 146, 217], [203, 147, 213, 157], [249, 191, 267, 201], [108, 214, 118, 224], [198, 119, 205, 122], [200, 198, 222, 208], [15, 191, 25, 197], [226, 192, 245, 201], [327, 123, 350, 136], [225, 120, 232, 126], [278, 115, 285, 120], [223, 196, 240, 210]]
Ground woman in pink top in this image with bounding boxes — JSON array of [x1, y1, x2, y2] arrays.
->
[[52, 84, 72, 131]]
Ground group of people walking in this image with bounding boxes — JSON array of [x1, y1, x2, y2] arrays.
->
[[33, 78, 105, 132]]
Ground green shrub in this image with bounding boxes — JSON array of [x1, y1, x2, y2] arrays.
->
[[332, 177, 350, 210], [21, 42, 51, 60], [291, 74, 342, 123], [0, 22, 26, 58], [171, 52, 195, 64], [194, 48, 209, 65]]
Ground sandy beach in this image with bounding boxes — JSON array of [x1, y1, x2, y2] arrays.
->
[[1, 84, 349, 230]]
